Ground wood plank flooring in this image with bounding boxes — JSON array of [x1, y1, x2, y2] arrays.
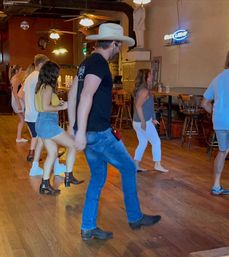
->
[[0, 115, 228, 257]]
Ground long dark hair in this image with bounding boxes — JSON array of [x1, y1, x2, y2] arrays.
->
[[35, 61, 60, 93], [133, 69, 151, 97]]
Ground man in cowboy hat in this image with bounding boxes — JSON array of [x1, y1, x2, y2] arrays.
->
[[68, 23, 161, 241]]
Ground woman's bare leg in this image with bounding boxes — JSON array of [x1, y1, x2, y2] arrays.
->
[[52, 132, 76, 173], [16, 113, 25, 140], [52, 131, 83, 186], [42, 139, 58, 180]]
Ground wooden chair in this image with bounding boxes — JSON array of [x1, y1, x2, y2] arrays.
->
[[113, 90, 132, 129], [178, 94, 206, 148], [57, 89, 68, 130], [206, 131, 218, 159], [56, 89, 69, 158], [154, 95, 168, 139]]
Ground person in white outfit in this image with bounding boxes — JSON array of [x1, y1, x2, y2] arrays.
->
[[23, 54, 66, 176], [9, 64, 28, 143], [133, 69, 168, 173]]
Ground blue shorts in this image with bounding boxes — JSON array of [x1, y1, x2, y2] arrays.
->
[[26, 122, 37, 137], [215, 130, 229, 151], [35, 112, 63, 139]]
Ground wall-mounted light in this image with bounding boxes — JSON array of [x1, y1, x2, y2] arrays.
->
[[49, 32, 60, 40], [52, 47, 68, 55], [79, 18, 94, 27], [0, 11, 7, 18], [20, 20, 29, 30], [82, 42, 88, 56], [133, 0, 151, 4]]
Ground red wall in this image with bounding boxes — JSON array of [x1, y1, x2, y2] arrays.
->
[[8, 17, 74, 68]]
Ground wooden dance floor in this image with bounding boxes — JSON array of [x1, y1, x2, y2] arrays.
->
[[0, 115, 228, 257]]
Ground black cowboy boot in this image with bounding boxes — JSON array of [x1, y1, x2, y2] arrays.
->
[[39, 179, 60, 195], [81, 227, 113, 241], [64, 172, 84, 187]]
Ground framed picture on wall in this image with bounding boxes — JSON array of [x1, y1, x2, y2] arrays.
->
[[0, 33, 3, 64], [224, 51, 229, 69]]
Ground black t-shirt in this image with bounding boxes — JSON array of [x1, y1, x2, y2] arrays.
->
[[73, 53, 113, 132]]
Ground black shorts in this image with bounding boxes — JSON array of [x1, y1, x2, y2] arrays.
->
[[26, 122, 37, 137]]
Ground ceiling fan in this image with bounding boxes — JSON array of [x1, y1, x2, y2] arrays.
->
[[64, 13, 113, 26], [37, 28, 77, 35], [37, 28, 77, 40], [63, 0, 112, 27]]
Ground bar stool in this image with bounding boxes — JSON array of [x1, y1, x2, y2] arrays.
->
[[111, 89, 119, 124], [57, 89, 68, 130], [207, 131, 218, 159], [56, 89, 69, 158], [114, 90, 132, 129], [178, 94, 206, 148], [154, 96, 168, 139]]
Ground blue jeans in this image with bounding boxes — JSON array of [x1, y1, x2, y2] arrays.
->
[[81, 128, 143, 230]]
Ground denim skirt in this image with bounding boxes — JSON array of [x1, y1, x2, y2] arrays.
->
[[35, 112, 63, 139]]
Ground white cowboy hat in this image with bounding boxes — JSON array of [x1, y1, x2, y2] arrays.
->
[[86, 23, 135, 47]]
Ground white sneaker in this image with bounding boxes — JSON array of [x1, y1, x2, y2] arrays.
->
[[134, 160, 147, 173], [137, 167, 147, 173], [16, 138, 28, 143], [154, 164, 169, 173], [54, 158, 66, 176], [29, 162, 43, 176]]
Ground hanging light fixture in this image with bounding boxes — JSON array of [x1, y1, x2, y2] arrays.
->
[[133, 0, 151, 4], [49, 32, 60, 40], [79, 18, 94, 27], [78, 0, 94, 27]]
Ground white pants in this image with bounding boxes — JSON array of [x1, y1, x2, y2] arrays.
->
[[133, 119, 161, 162]]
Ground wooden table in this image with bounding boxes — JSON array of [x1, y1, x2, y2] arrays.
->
[[152, 87, 207, 139]]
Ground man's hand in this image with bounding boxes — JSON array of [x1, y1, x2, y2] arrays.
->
[[75, 131, 87, 151]]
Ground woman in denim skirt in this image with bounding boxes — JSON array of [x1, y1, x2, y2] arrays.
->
[[35, 61, 83, 195]]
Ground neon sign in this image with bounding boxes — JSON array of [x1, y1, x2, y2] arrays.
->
[[164, 29, 189, 42]]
